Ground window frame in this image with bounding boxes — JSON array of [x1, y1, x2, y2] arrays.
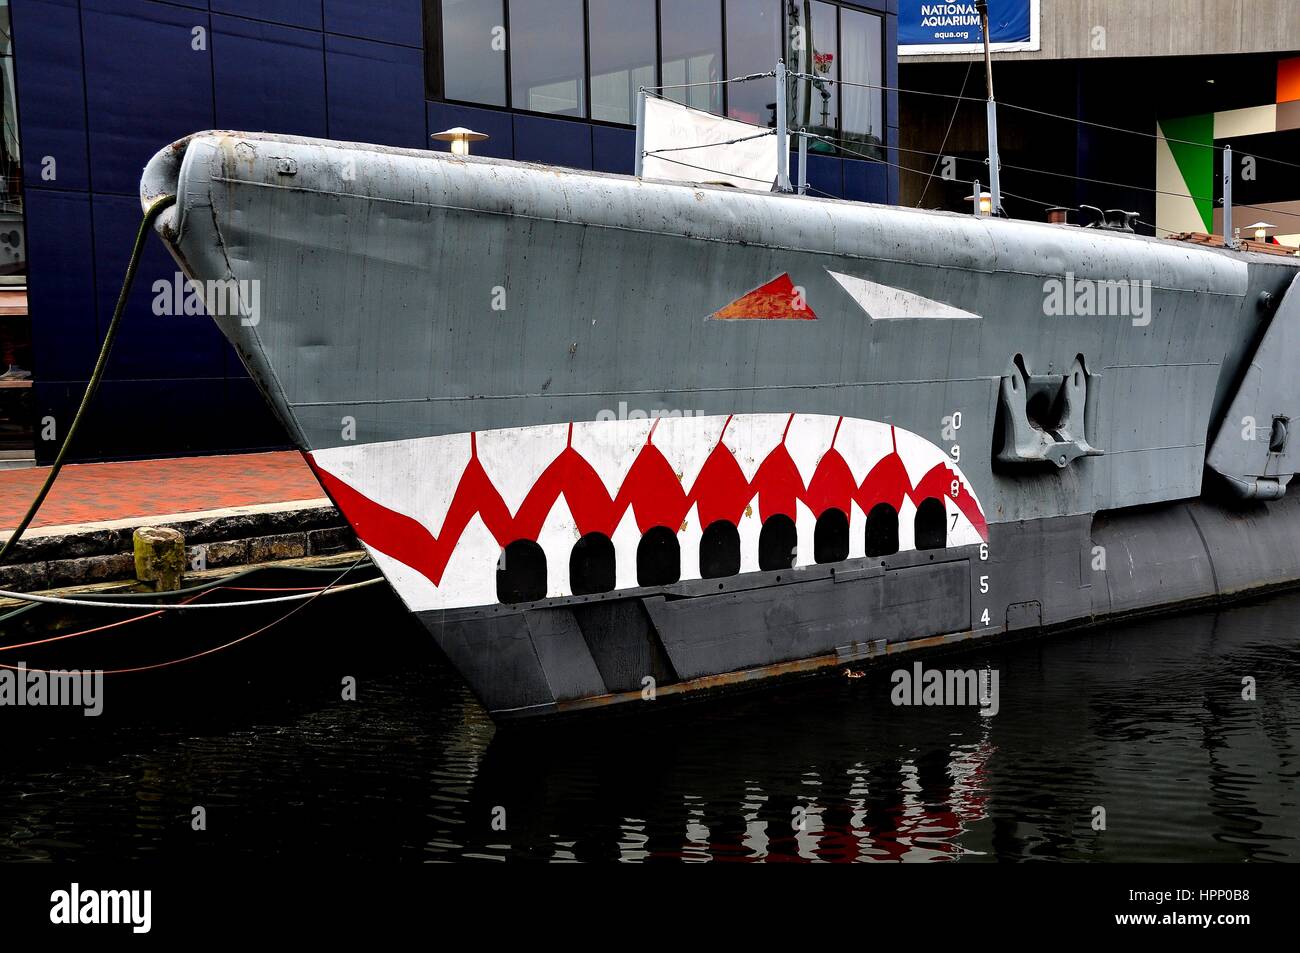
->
[[660, 0, 727, 116], [425, 0, 887, 144], [509, 0, 589, 118], [788, 0, 841, 138], [588, 0, 662, 124], [833, 1, 887, 157]]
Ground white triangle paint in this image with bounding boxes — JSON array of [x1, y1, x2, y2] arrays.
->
[[827, 270, 982, 320]]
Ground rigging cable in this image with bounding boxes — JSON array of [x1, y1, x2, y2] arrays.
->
[[642, 71, 775, 92], [790, 72, 1300, 172], [643, 152, 777, 185], [916, 61, 974, 209]]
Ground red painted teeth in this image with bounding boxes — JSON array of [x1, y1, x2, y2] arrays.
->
[[307, 415, 987, 589]]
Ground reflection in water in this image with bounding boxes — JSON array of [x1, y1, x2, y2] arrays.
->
[[1, 586, 1297, 862]]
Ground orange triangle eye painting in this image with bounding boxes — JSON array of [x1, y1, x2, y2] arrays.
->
[[711, 273, 817, 320]]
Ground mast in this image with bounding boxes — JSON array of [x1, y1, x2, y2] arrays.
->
[[976, 1, 1002, 215], [776, 59, 792, 192]]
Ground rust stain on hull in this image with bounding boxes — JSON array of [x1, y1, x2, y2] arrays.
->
[[546, 627, 984, 717]]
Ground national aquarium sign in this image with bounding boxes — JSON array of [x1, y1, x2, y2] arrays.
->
[[899, 0, 1040, 55]]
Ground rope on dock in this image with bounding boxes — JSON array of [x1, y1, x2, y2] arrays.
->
[[0, 560, 375, 625], [0, 582, 377, 654], [0, 577, 382, 610], [0, 558, 376, 675]]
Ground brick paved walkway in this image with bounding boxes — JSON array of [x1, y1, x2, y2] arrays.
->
[[0, 451, 326, 532]]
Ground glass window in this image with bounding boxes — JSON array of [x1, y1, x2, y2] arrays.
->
[[660, 0, 723, 114], [509, 0, 586, 117], [589, 0, 656, 124], [725, 0, 781, 126], [840, 7, 883, 159], [440, 0, 507, 107], [787, 1, 838, 147]]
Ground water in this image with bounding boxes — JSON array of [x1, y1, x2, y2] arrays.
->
[[2, 585, 1298, 862]]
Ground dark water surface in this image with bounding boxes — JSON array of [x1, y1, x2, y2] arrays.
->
[[2, 584, 1298, 863]]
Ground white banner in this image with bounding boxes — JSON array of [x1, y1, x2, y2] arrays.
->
[[640, 96, 777, 191]]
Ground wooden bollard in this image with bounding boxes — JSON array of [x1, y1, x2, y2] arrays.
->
[[133, 526, 186, 592]]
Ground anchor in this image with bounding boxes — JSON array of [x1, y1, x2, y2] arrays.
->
[[995, 354, 1103, 468]]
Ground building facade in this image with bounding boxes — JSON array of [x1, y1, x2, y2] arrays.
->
[[9, 0, 898, 464], [897, 0, 1300, 240]]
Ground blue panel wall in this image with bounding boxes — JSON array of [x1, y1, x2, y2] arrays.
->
[[844, 158, 890, 204], [514, 114, 594, 170], [213, 0, 324, 32], [81, 0, 215, 196], [323, 0, 423, 48], [327, 35, 427, 149], [11, 0, 90, 192], [213, 15, 328, 138], [21, 189, 99, 382], [592, 126, 636, 176], [11, 0, 896, 462], [93, 193, 229, 383], [805, 154, 845, 199]]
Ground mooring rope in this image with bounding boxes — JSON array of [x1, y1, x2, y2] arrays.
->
[[0, 194, 178, 566], [0, 194, 383, 619], [0, 585, 218, 653], [0, 580, 381, 653], [0, 562, 376, 625], [0, 558, 374, 675], [0, 577, 382, 611]]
